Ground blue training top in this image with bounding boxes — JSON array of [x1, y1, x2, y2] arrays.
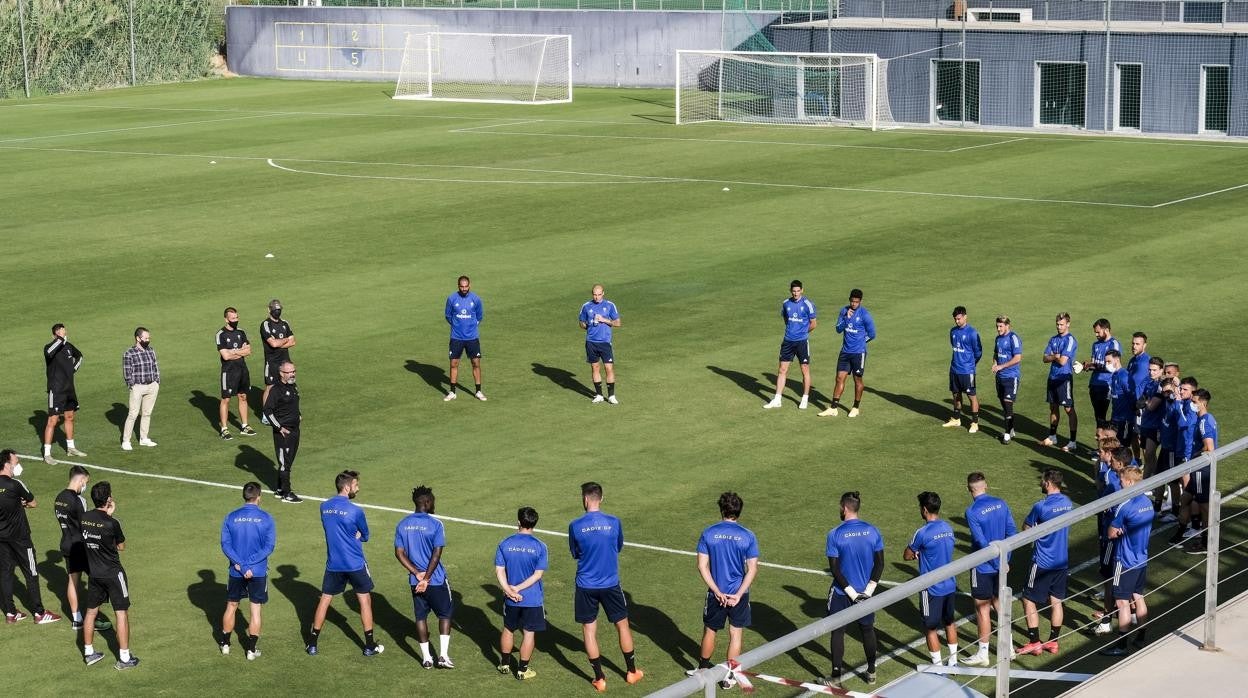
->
[[994, 331, 1022, 379], [836, 305, 875, 353], [445, 291, 484, 341], [909, 519, 956, 597], [496, 532, 549, 608], [579, 299, 620, 344], [965, 494, 1016, 574], [1025, 493, 1074, 569], [826, 518, 884, 596], [696, 520, 759, 595], [321, 494, 369, 572], [1046, 333, 1077, 379], [220, 503, 276, 579], [394, 512, 447, 586], [569, 510, 623, 589], [781, 297, 817, 342], [950, 324, 983, 374]]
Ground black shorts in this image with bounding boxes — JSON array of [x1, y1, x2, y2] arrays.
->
[[1158, 448, 1177, 472], [1112, 562, 1146, 600], [47, 387, 79, 415], [949, 372, 976, 396], [1185, 466, 1211, 503], [503, 605, 547, 632], [778, 339, 810, 365], [574, 584, 628, 624], [1089, 384, 1111, 410], [585, 341, 614, 365], [1023, 564, 1068, 604], [1139, 426, 1160, 446], [996, 376, 1019, 403], [919, 590, 955, 630], [263, 360, 283, 387], [837, 351, 866, 376], [1098, 538, 1117, 579], [226, 575, 269, 604], [449, 338, 481, 360], [63, 543, 89, 575], [322, 567, 374, 595], [86, 570, 132, 612], [1046, 376, 1074, 407], [220, 363, 250, 398], [826, 589, 874, 626], [703, 589, 751, 631], [412, 581, 454, 620], [969, 569, 998, 600]]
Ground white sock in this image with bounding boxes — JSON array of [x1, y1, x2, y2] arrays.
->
[[978, 641, 990, 655], [84, 644, 94, 656], [930, 651, 941, 665], [948, 644, 958, 661], [67, 439, 76, 449], [43, 444, 51, 456], [73, 611, 83, 622], [120, 649, 131, 662], [420, 642, 432, 662], [439, 634, 451, 657]]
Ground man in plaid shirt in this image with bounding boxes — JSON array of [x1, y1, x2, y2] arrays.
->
[[121, 327, 160, 451]]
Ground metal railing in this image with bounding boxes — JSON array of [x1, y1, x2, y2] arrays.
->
[[651, 434, 1248, 697]]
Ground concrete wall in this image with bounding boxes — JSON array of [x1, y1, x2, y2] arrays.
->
[[225, 6, 779, 88]]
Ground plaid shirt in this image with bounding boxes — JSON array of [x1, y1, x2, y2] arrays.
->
[[122, 345, 160, 387]]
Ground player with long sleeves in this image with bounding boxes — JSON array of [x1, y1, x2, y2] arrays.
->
[[943, 306, 984, 433]]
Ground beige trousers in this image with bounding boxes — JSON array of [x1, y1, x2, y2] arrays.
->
[[123, 382, 159, 442]]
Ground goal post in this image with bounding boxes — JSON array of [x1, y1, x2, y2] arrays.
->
[[675, 50, 892, 130], [393, 32, 572, 105]]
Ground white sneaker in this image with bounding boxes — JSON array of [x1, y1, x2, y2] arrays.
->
[[260, 414, 270, 426], [246, 649, 261, 661], [220, 643, 230, 656], [1041, 436, 1058, 447], [443, 391, 457, 402], [798, 396, 809, 410], [120, 441, 133, 451], [591, 394, 605, 404], [138, 439, 158, 447], [1158, 512, 1178, 524], [607, 395, 619, 405], [818, 406, 838, 417], [475, 390, 487, 401], [847, 407, 859, 418], [963, 653, 990, 667], [763, 397, 782, 409], [968, 422, 979, 434], [1182, 527, 1202, 539], [942, 417, 962, 428], [1001, 432, 1013, 444], [1062, 441, 1078, 452], [1094, 622, 1113, 635], [946, 655, 959, 667]]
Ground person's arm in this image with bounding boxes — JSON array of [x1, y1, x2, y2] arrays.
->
[[221, 519, 242, 573], [476, 298, 484, 324], [512, 568, 544, 594], [903, 528, 919, 561], [263, 389, 285, 434], [263, 322, 284, 348], [424, 545, 445, 588], [494, 565, 521, 602], [357, 511, 370, 543], [395, 546, 422, 577], [902, 546, 917, 561], [568, 524, 580, 559], [828, 556, 853, 595], [733, 557, 759, 600], [122, 350, 135, 387], [973, 332, 983, 364], [445, 296, 454, 326], [69, 343, 84, 371], [599, 303, 621, 328], [835, 308, 848, 333], [697, 552, 724, 605], [967, 510, 989, 551], [808, 318, 818, 333]]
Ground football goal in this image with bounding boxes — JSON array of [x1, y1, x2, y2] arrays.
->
[[675, 51, 893, 129], [393, 32, 572, 105]]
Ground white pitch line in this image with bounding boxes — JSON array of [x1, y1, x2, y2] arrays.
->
[[265, 158, 683, 186], [1151, 181, 1248, 208], [946, 137, 1029, 152], [450, 126, 954, 153], [0, 113, 279, 144]]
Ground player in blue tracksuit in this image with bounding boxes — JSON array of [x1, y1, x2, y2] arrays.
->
[[218, 481, 276, 659], [1100, 466, 1153, 656], [1106, 350, 1134, 443], [904, 491, 958, 667], [1172, 390, 1218, 551], [306, 470, 383, 657], [444, 275, 486, 401], [1125, 332, 1151, 453], [394, 485, 454, 668], [495, 507, 548, 680], [944, 306, 983, 432], [962, 473, 1016, 666], [690, 493, 758, 691], [821, 288, 876, 417], [569, 482, 642, 689], [766, 280, 817, 410], [1019, 469, 1074, 655], [1085, 319, 1122, 425], [1137, 358, 1165, 482], [823, 491, 884, 686], [1042, 313, 1079, 451], [1094, 445, 1128, 634], [991, 315, 1023, 443]]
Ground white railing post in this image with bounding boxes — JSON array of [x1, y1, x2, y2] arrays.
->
[[1202, 451, 1221, 651], [995, 544, 1012, 698]]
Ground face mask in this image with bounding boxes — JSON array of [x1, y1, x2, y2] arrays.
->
[[140, 341, 150, 349], [270, 308, 282, 319], [12, 463, 22, 478], [227, 321, 238, 330]]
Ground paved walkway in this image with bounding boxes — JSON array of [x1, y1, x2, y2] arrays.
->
[[1060, 589, 1248, 697]]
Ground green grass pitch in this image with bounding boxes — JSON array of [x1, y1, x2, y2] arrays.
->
[[2, 79, 1246, 696]]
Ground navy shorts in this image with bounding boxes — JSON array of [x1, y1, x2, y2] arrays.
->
[[969, 569, 998, 600], [996, 376, 1019, 403], [703, 589, 751, 630], [1023, 564, 1068, 604], [1112, 419, 1130, 444], [322, 567, 374, 595], [1112, 562, 1146, 600], [1046, 376, 1074, 407], [227, 575, 269, 604], [919, 590, 955, 630], [779, 339, 810, 365], [837, 351, 866, 376], [1139, 427, 1160, 446], [949, 372, 976, 396], [449, 338, 481, 360], [574, 584, 629, 624], [585, 341, 614, 364], [1089, 384, 1111, 407], [220, 364, 250, 398], [503, 605, 547, 632], [827, 589, 874, 626], [1185, 466, 1211, 503], [47, 388, 79, 415], [62, 543, 88, 575], [1098, 538, 1117, 579], [86, 570, 132, 612], [412, 581, 454, 620], [1158, 448, 1178, 472]]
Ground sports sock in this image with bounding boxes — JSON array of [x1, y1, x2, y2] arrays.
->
[[420, 641, 432, 662], [1026, 627, 1040, 643], [623, 650, 636, 672], [698, 657, 714, 670], [929, 651, 941, 665], [439, 633, 451, 657], [951, 409, 962, 418], [862, 626, 878, 669], [220, 632, 230, 646], [948, 643, 958, 659], [1049, 426, 1057, 437], [120, 649, 131, 662], [43, 443, 51, 456], [593, 381, 603, 396], [607, 382, 616, 397], [1070, 429, 1078, 442], [518, 658, 530, 672], [67, 439, 76, 449], [971, 411, 979, 423], [475, 384, 482, 394], [364, 629, 376, 649], [852, 400, 861, 408], [1048, 626, 1061, 641], [308, 626, 321, 647], [590, 655, 605, 680], [84, 644, 94, 656], [249, 634, 259, 652], [501, 651, 513, 668], [72, 611, 82, 623]]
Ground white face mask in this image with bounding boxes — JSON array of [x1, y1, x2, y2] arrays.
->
[[12, 463, 23, 478]]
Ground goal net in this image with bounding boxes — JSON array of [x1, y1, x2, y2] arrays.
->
[[675, 51, 893, 129], [394, 32, 572, 105]]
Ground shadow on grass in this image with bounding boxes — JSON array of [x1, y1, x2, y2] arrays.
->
[[763, 372, 833, 409], [750, 601, 826, 678], [368, 589, 419, 660], [273, 564, 363, 649], [479, 583, 596, 681], [105, 402, 127, 439], [187, 569, 227, 646], [625, 590, 699, 669], [706, 366, 771, 402], [28, 410, 58, 449], [234, 444, 277, 492], [448, 586, 497, 665], [531, 362, 593, 398], [189, 390, 221, 432], [404, 360, 448, 396]]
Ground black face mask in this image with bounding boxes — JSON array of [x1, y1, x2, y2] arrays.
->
[[270, 308, 282, 319], [227, 321, 238, 330], [139, 341, 150, 349]]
